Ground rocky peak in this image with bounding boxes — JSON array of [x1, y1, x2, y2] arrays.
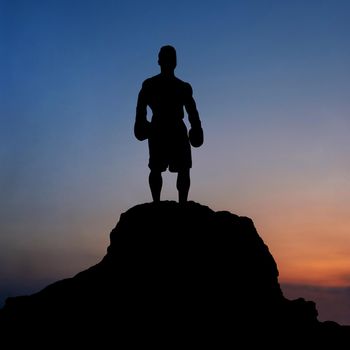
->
[[1, 201, 348, 345]]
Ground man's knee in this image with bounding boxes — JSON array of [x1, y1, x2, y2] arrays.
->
[[177, 170, 190, 187], [179, 169, 190, 179], [149, 170, 162, 180]]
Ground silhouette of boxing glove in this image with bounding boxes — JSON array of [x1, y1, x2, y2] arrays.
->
[[134, 120, 151, 141], [189, 126, 203, 147]]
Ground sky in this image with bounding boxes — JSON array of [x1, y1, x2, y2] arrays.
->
[[1, 0, 349, 324]]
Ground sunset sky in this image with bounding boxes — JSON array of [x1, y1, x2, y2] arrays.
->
[[1, 0, 349, 324]]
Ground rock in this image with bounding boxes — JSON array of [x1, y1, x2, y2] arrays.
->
[[1, 201, 349, 345]]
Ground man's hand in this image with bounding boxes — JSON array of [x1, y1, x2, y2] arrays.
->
[[134, 120, 151, 141], [189, 125, 203, 147]]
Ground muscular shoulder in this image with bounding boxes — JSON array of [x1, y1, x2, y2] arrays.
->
[[177, 79, 193, 97], [141, 75, 161, 89], [172, 77, 192, 94]]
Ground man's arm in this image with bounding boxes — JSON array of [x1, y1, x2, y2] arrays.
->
[[134, 82, 150, 141], [135, 83, 147, 123], [184, 83, 201, 129], [184, 83, 203, 147]]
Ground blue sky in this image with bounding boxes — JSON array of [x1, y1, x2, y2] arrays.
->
[[1, 0, 350, 324]]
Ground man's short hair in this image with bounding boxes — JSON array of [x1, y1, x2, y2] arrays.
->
[[158, 45, 177, 68]]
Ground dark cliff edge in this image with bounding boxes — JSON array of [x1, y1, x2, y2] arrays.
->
[[1, 201, 349, 345]]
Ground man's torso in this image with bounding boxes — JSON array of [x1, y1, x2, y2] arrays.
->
[[142, 74, 191, 125]]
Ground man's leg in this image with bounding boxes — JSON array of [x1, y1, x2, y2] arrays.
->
[[149, 170, 162, 203], [177, 169, 190, 204]]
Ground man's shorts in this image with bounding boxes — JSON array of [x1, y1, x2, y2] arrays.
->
[[148, 121, 192, 172]]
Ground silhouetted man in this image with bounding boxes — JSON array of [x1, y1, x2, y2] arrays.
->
[[134, 45, 203, 203]]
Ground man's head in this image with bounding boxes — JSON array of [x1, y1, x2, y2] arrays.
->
[[158, 45, 177, 71]]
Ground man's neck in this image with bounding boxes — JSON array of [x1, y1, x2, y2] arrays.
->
[[160, 68, 175, 77]]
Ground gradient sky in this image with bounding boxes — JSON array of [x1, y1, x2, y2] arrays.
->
[[1, 0, 350, 324]]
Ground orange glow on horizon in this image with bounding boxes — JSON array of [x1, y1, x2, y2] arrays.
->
[[221, 185, 350, 289]]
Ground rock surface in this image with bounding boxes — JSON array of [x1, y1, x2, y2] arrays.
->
[[1, 201, 349, 345]]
